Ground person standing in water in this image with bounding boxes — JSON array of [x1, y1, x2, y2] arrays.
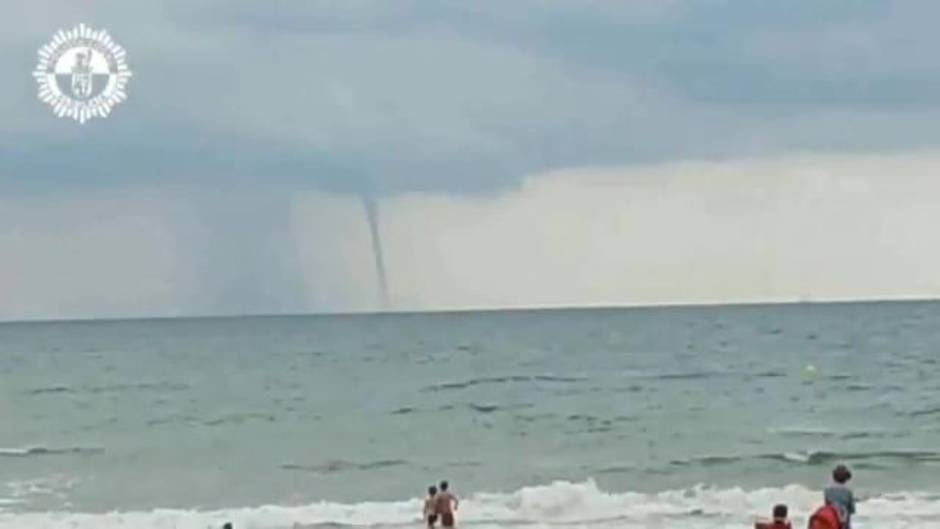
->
[[824, 465, 856, 529], [755, 504, 791, 529], [423, 485, 438, 528], [434, 481, 459, 528]]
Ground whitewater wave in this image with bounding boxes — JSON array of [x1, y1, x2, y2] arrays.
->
[[1, 480, 939, 529], [0, 475, 77, 505]]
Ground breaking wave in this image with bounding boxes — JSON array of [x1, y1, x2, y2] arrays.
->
[[1, 480, 939, 529]]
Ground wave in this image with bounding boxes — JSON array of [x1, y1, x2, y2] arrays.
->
[[422, 375, 586, 392], [767, 426, 841, 437], [0, 446, 103, 458], [23, 386, 73, 395], [792, 450, 940, 464], [422, 370, 794, 392], [2, 480, 939, 529], [646, 371, 723, 380], [145, 411, 281, 428], [768, 426, 892, 440], [279, 459, 408, 474], [631, 369, 789, 381], [24, 382, 190, 396], [467, 403, 534, 414], [0, 476, 77, 503], [469, 403, 503, 414], [674, 449, 940, 467], [908, 406, 940, 417]]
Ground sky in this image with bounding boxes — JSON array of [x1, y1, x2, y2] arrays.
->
[[3, 0, 940, 321]]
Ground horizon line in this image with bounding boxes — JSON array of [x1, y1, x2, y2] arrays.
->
[[2, 294, 939, 326]]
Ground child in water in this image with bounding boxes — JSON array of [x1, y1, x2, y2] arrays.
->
[[824, 465, 856, 529], [755, 504, 791, 529], [423, 485, 438, 528]]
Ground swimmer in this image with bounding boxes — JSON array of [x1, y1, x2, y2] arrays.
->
[[434, 481, 459, 528], [755, 504, 791, 529], [424, 485, 438, 528]]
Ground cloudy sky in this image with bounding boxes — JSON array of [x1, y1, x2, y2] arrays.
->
[[3, 0, 940, 321]]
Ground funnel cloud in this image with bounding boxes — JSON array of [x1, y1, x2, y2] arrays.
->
[[361, 194, 390, 308], [5, 1, 940, 320]]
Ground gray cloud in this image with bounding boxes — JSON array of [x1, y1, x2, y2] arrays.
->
[[4, 1, 940, 319], [5, 0, 940, 197], [170, 188, 311, 315]]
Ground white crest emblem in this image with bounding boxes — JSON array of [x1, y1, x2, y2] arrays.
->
[[33, 24, 132, 124]]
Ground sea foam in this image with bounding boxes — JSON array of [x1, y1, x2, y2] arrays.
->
[[1, 480, 937, 529]]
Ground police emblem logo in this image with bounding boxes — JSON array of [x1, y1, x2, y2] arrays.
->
[[33, 24, 133, 124]]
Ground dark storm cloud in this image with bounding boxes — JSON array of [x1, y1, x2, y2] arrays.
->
[[5, 0, 940, 196]]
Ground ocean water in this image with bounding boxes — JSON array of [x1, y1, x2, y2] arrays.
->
[[1, 302, 939, 528]]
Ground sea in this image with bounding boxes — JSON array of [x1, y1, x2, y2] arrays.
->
[[1, 301, 939, 529]]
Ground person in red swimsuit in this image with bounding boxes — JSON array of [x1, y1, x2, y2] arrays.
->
[[433, 481, 459, 528], [755, 504, 792, 529], [808, 503, 841, 529]]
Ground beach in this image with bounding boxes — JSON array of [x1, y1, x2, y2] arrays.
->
[[2, 301, 939, 528]]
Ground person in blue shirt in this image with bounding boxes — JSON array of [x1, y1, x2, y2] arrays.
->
[[824, 465, 855, 529]]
